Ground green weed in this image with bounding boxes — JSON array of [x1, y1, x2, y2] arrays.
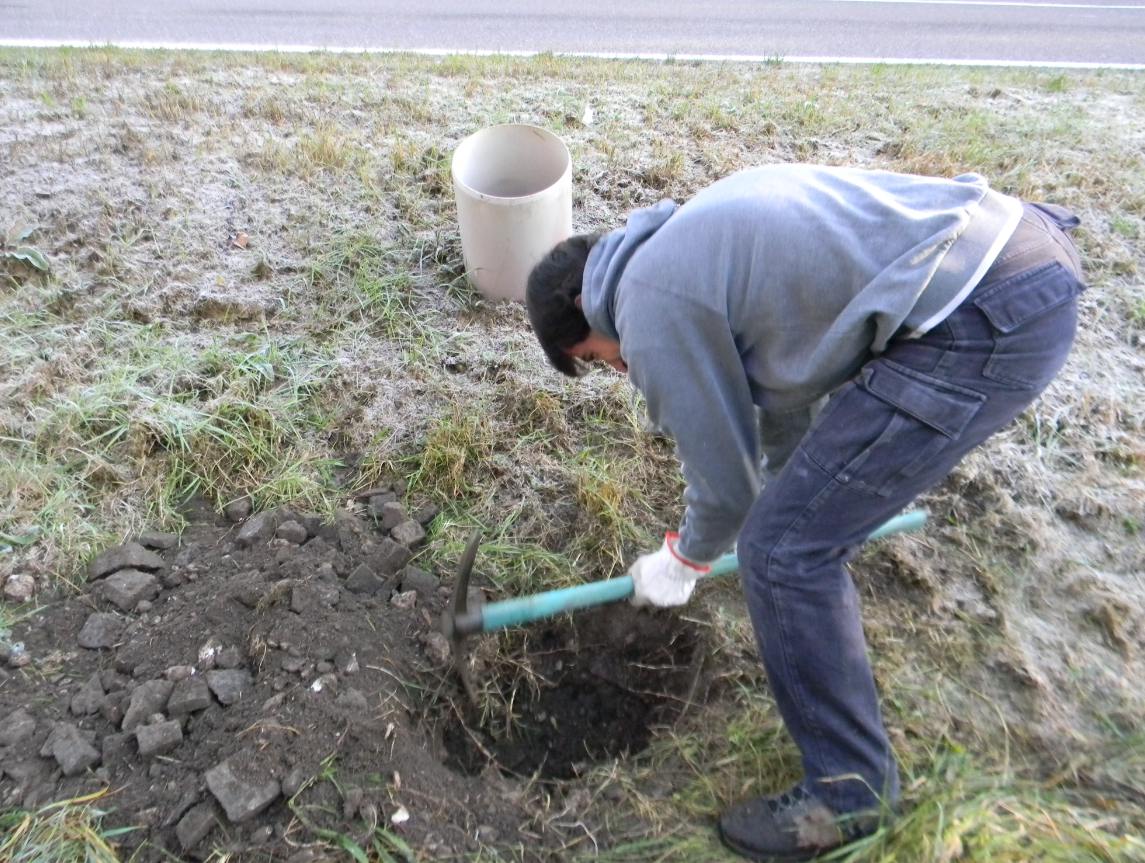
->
[[286, 757, 419, 863], [1111, 215, 1140, 240], [1, 225, 49, 274]]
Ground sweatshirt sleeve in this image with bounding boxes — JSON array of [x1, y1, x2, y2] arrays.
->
[[621, 290, 761, 563]]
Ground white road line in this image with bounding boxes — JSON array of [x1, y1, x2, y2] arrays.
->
[[825, 0, 1144, 9], [1, 39, 1144, 70]]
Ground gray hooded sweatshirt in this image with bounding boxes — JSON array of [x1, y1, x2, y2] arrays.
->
[[580, 163, 1022, 562]]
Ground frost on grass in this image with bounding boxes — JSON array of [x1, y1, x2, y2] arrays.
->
[[0, 49, 1143, 861]]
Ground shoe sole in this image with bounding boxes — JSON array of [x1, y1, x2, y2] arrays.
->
[[716, 822, 830, 863]]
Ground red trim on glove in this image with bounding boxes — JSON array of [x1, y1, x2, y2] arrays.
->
[[665, 532, 712, 573]]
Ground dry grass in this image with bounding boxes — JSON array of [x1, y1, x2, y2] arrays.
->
[[1, 46, 1143, 861], [0, 789, 126, 862]]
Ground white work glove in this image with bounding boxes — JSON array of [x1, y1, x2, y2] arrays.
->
[[629, 532, 712, 608]]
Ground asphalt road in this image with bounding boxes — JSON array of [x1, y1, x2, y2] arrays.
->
[[2, 0, 1144, 66]]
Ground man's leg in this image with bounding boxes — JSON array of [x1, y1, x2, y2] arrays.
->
[[721, 208, 1084, 860]]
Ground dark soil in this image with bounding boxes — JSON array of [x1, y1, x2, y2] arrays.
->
[[440, 608, 702, 781], [0, 496, 699, 861]]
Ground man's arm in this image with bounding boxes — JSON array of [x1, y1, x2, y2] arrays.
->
[[623, 291, 761, 563]]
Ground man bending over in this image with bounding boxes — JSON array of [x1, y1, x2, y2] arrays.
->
[[525, 163, 1084, 862]]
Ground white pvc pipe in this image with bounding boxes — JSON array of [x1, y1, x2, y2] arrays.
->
[[451, 124, 572, 303]]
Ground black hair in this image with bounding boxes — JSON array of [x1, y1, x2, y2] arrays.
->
[[525, 233, 601, 377]]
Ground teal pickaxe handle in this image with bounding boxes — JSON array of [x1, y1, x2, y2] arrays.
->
[[452, 510, 927, 637]]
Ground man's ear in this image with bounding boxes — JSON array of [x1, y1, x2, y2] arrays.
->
[[574, 294, 583, 310]]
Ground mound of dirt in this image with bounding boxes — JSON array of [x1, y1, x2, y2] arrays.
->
[[0, 495, 699, 861]]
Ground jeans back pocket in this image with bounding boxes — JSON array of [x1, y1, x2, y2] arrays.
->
[[974, 261, 1082, 389], [973, 261, 1080, 333]]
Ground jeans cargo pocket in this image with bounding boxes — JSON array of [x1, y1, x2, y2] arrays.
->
[[801, 360, 986, 498], [974, 261, 1082, 389]]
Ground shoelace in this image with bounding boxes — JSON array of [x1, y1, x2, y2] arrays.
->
[[764, 785, 813, 815]]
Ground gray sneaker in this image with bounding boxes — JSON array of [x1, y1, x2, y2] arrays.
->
[[718, 784, 878, 862]]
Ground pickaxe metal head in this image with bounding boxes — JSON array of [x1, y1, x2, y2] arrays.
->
[[440, 528, 483, 703]]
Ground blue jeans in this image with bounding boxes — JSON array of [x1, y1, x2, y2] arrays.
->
[[736, 204, 1085, 814]]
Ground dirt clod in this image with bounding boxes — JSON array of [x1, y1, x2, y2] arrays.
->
[[205, 758, 281, 822], [215, 646, 244, 669], [88, 542, 165, 580], [122, 680, 174, 731], [3, 572, 35, 603], [344, 563, 388, 595], [366, 493, 398, 518], [138, 530, 179, 550], [136, 720, 183, 757], [400, 565, 440, 598], [369, 536, 413, 574], [379, 501, 407, 531], [391, 589, 417, 609], [390, 519, 426, 547], [223, 498, 253, 523], [101, 569, 160, 611], [175, 801, 220, 851], [205, 669, 252, 705], [420, 632, 451, 667], [42, 722, 101, 776], [281, 765, 306, 797], [70, 673, 105, 716], [77, 612, 125, 649], [236, 512, 277, 548], [275, 520, 308, 544], [101, 732, 132, 767], [0, 708, 37, 746], [413, 502, 441, 528]]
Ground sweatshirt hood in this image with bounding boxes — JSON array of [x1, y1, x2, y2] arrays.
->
[[581, 199, 677, 341]]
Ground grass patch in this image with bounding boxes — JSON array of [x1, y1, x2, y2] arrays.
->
[[848, 744, 1145, 863], [307, 230, 451, 356], [286, 756, 418, 863], [407, 404, 500, 501], [430, 505, 579, 596], [1, 319, 343, 569], [141, 81, 206, 122], [594, 712, 1145, 862], [569, 449, 656, 568], [0, 790, 130, 863]]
